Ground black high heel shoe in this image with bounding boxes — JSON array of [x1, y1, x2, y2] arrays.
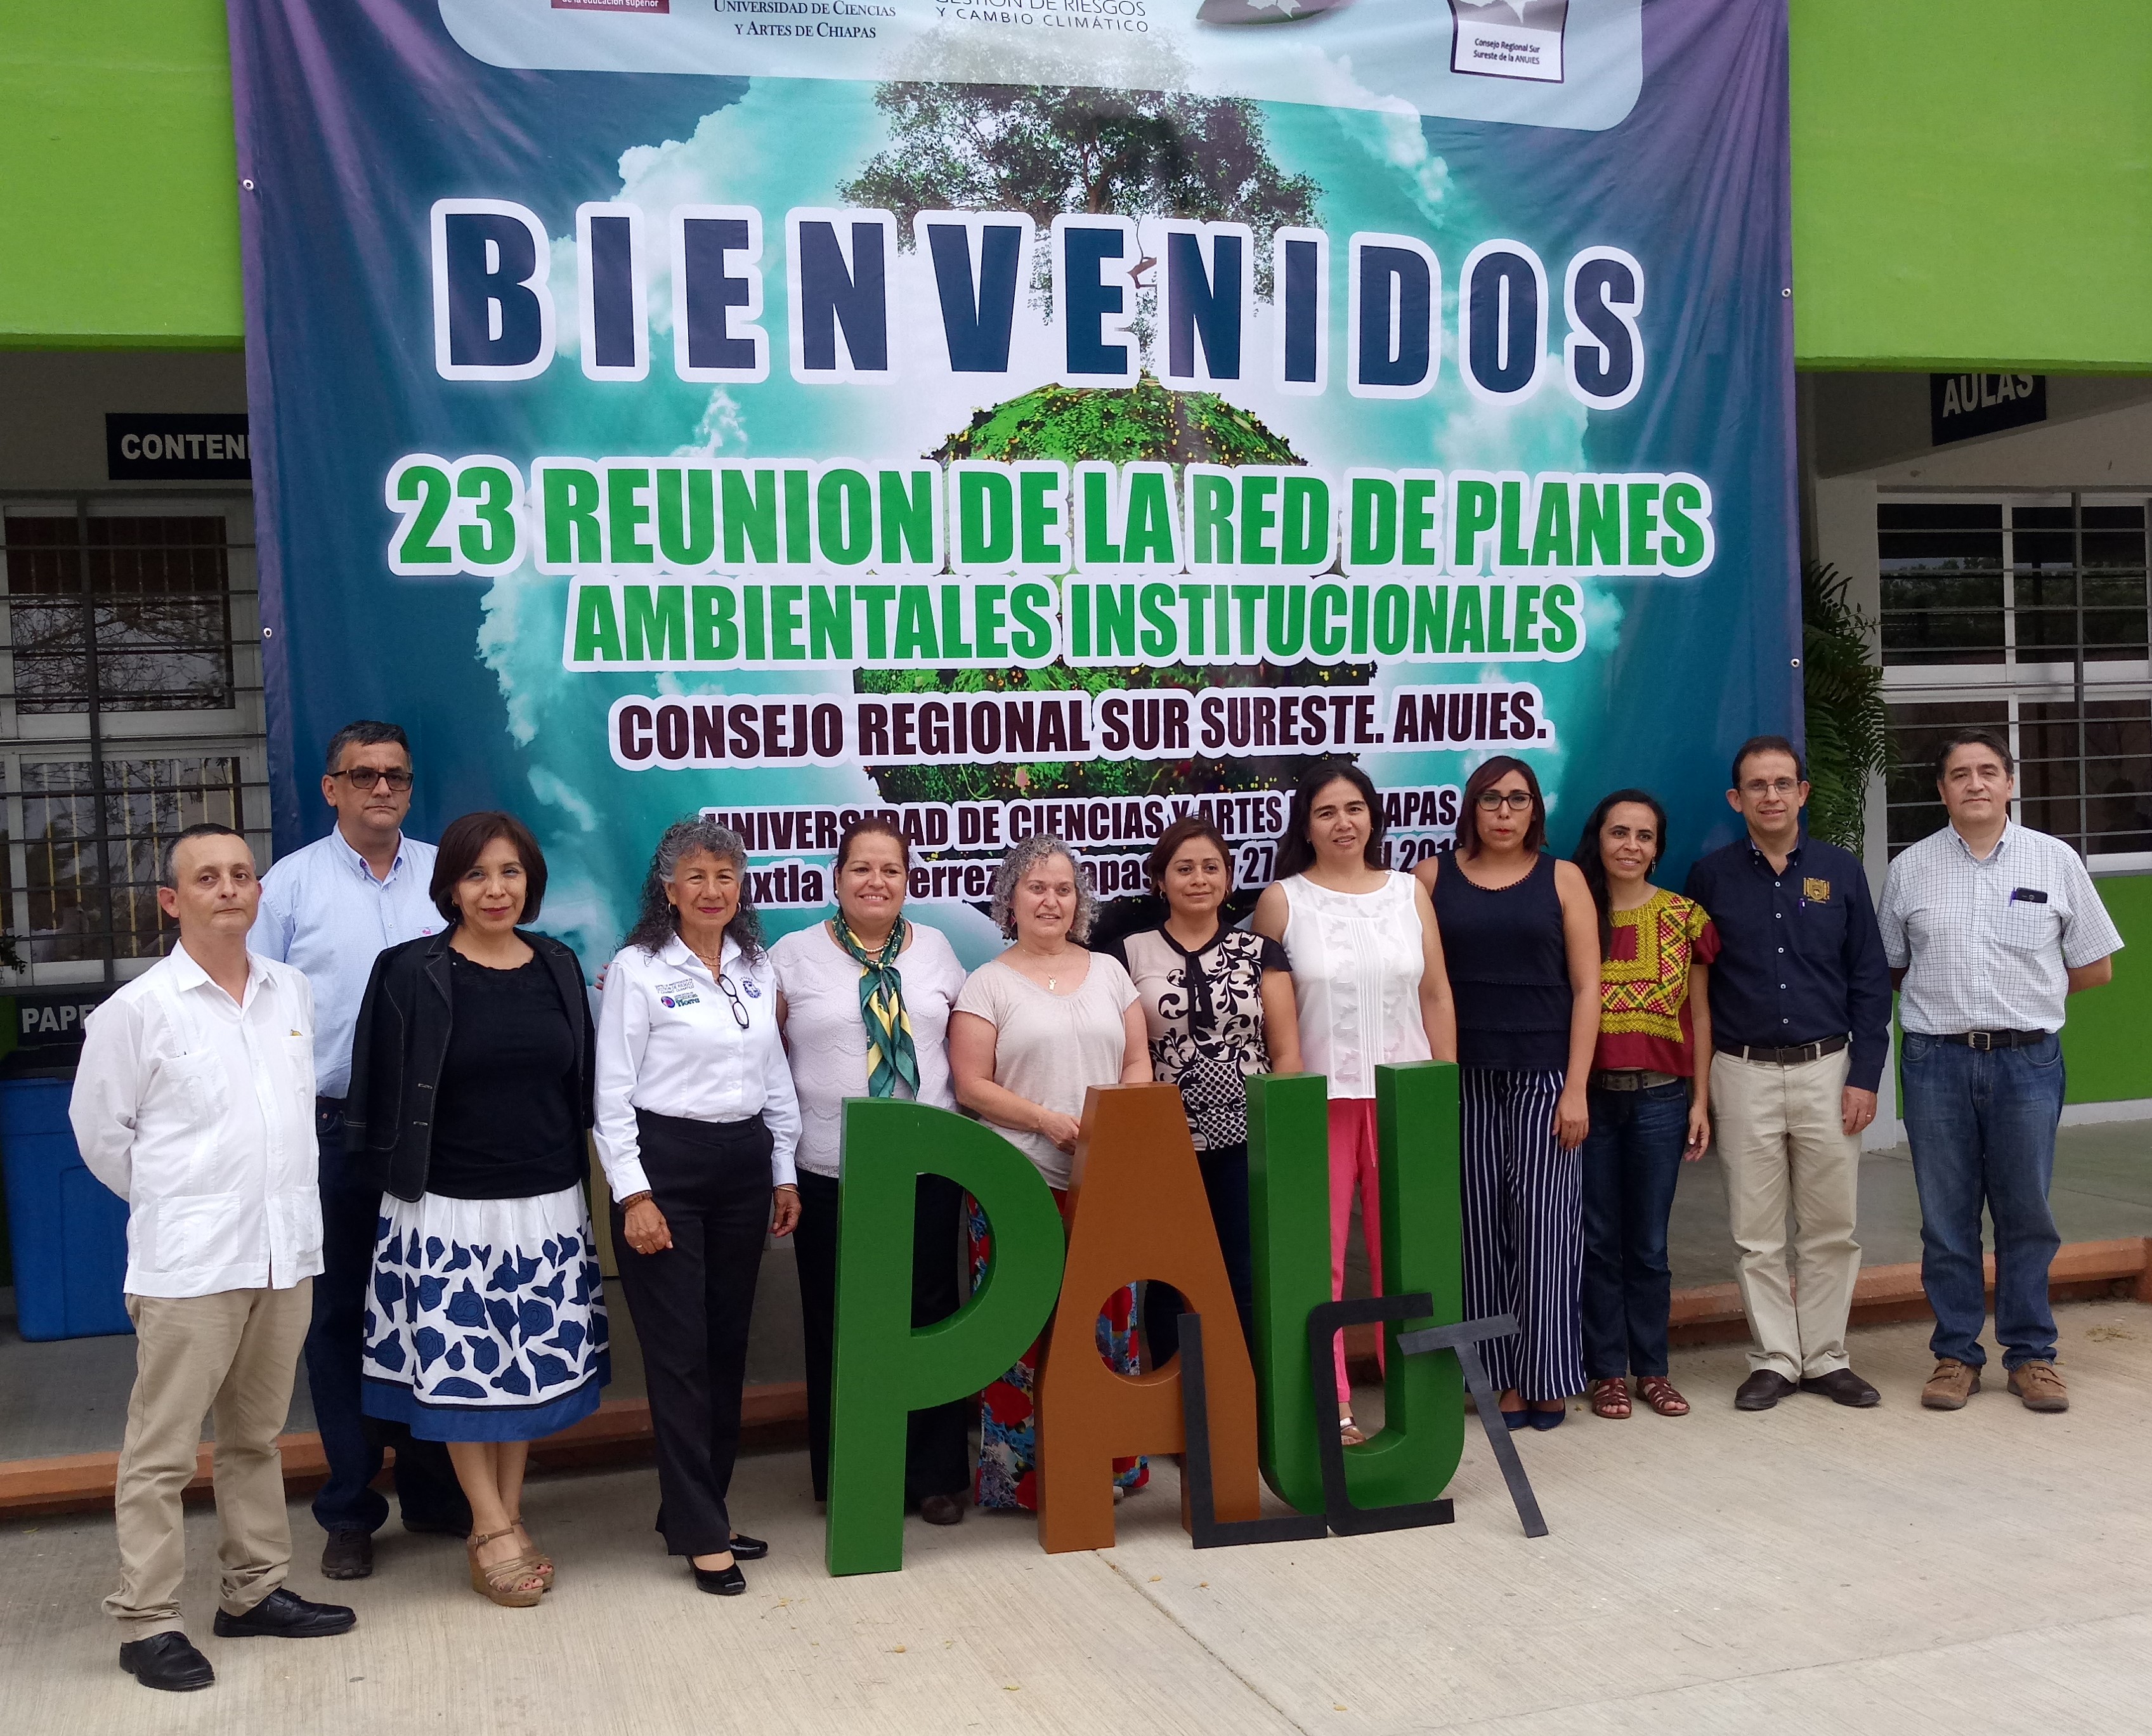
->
[[693, 1560, 747, 1596], [726, 1533, 769, 1562]]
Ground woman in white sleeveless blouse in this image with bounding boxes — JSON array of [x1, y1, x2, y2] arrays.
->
[[1253, 762, 1456, 1443]]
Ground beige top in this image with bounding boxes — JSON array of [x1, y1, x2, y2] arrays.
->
[[953, 952, 1138, 1189]]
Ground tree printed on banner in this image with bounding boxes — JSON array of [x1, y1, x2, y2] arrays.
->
[[842, 82, 1371, 814]]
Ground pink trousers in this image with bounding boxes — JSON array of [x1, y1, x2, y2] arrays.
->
[[1329, 1097, 1386, 1406]]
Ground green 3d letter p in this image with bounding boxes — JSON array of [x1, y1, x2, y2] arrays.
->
[[825, 1099, 1067, 1575]]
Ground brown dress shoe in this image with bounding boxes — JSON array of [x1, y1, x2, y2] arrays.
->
[[1734, 1370, 1797, 1411], [1799, 1369, 1881, 1407], [1921, 1359, 1981, 1410], [2007, 1361, 2068, 1412], [918, 1493, 966, 1526]]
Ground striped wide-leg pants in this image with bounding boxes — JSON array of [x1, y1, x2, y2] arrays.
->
[[1461, 1067, 1585, 1402]]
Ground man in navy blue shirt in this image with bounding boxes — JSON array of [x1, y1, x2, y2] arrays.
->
[[1685, 736, 1892, 1412]]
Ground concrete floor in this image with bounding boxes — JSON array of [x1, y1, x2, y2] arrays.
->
[[5, 1302, 2151, 1735], [4, 1121, 2149, 1460]]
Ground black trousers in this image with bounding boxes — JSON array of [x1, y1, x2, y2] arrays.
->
[[793, 1168, 971, 1504], [1142, 1141, 1256, 1372], [304, 1097, 466, 1536], [612, 1111, 772, 1558]]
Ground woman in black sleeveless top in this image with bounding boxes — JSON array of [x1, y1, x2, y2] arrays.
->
[[1416, 757, 1601, 1429]]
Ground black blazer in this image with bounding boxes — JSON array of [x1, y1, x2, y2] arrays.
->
[[346, 928, 596, 1203]]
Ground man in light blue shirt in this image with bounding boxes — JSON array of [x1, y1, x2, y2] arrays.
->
[[252, 721, 466, 1577]]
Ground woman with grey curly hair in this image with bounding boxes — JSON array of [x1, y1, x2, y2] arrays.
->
[[594, 817, 800, 1596], [950, 835, 1151, 1510]]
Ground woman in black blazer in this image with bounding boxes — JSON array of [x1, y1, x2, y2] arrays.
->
[[347, 811, 606, 1609]]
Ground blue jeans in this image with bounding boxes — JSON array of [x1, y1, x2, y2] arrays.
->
[[1579, 1080, 1690, 1379], [304, 1099, 467, 1535], [1900, 1033, 2066, 1369]]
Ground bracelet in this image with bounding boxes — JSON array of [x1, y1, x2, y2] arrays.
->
[[617, 1191, 655, 1211]]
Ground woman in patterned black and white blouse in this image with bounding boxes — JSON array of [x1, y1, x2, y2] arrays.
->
[[1108, 816, 1300, 1370]]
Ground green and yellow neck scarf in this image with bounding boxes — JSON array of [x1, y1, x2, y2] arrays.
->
[[831, 913, 918, 1099]]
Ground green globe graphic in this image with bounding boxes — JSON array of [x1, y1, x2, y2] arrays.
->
[[857, 374, 1373, 808]]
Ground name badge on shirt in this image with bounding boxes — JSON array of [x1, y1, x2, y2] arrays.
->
[[656, 977, 701, 1008], [2010, 887, 2049, 904], [1803, 878, 1831, 903]]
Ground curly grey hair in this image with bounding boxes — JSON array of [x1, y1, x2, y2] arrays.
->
[[623, 816, 764, 959], [989, 833, 1097, 943]]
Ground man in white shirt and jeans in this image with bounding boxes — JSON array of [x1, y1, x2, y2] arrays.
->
[[251, 720, 463, 1579], [72, 824, 357, 1693], [1879, 729, 2123, 1414]]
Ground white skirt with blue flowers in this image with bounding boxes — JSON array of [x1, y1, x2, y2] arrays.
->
[[361, 1185, 610, 1442]]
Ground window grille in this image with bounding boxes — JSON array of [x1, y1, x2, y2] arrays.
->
[[1877, 494, 2152, 868], [0, 497, 269, 986]]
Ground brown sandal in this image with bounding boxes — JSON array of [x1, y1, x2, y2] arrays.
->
[[467, 1527, 545, 1607], [1637, 1376, 1690, 1417], [510, 1514, 555, 1591], [1588, 1377, 1632, 1419], [1339, 1415, 1368, 1447]]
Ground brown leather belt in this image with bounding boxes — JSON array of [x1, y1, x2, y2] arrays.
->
[[1717, 1035, 1849, 1066]]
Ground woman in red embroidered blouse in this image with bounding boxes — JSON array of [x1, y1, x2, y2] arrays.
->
[[1571, 789, 1720, 1421]]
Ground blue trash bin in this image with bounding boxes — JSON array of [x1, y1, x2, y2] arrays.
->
[[0, 1074, 134, 1340]]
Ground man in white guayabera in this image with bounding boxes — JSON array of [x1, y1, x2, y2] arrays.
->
[[71, 824, 357, 1693]]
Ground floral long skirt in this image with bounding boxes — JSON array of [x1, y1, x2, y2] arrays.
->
[[966, 1192, 1148, 1511]]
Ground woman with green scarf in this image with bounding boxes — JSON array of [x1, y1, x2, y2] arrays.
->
[[771, 817, 972, 1525]]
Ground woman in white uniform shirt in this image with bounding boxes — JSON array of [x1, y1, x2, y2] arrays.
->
[[596, 819, 801, 1598], [771, 817, 971, 1525]]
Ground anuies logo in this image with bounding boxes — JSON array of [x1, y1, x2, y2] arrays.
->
[[1449, 0, 1568, 84]]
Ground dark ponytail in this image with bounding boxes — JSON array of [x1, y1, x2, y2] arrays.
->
[[1570, 788, 1668, 953]]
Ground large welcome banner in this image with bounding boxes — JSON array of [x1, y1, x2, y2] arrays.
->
[[229, 0, 1793, 965]]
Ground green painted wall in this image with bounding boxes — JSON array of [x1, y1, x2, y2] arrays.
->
[[4, 2, 2152, 364], [0, 1, 242, 349], [1790, 0, 2152, 373], [2063, 876, 2152, 1105]]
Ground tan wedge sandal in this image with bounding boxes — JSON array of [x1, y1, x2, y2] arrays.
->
[[467, 1527, 546, 1607], [509, 1515, 555, 1591]]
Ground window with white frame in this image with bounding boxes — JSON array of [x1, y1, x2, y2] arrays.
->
[[1877, 494, 2152, 869], [0, 497, 270, 987]]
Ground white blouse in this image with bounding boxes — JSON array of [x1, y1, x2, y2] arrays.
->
[[1280, 871, 1431, 1100], [594, 931, 802, 1198], [769, 920, 967, 1178]]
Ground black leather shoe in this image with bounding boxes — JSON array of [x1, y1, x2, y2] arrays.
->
[[320, 1527, 374, 1580], [211, 1588, 358, 1640], [693, 1562, 748, 1596], [119, 1631, 214, 1692], [401, 1507, 473, 1538], [1800, 1369, 1881, 1407], [919, 1493, 966, 1526], [727, 1532, 769, 1561], [1735, 1370, 1799, 1411]]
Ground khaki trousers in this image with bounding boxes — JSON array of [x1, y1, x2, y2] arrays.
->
[[1712, 1052, 1861, 1380], [106, 1281, 313, 1637]]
